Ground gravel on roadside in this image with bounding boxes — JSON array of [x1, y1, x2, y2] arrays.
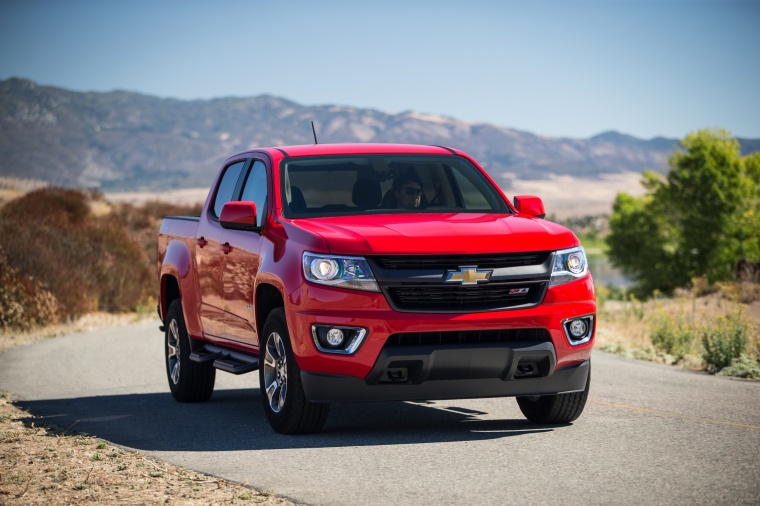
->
[[0, 392, 297, 505]]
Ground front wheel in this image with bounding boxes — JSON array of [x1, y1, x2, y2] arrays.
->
[[516, 364, 590, 424], [165, 299, 215, 402], [259, 308, 329, 434]]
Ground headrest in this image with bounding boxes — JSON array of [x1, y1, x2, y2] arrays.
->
[[289, 186, 306, 213], [352, 179, 381, 208]]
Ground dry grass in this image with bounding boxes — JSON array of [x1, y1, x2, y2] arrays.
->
[[0, 393, 295, 505], [105, 188, 208, 208], [596, 285, 760, 371], [0, 188, 203, 331], [0, 189, 24, 207], [0, 188, 155, 321]]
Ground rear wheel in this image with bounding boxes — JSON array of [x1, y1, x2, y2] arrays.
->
[[516, 364, 590, 424], [259, 308, 329, 434], [165, 299, 215, 402]]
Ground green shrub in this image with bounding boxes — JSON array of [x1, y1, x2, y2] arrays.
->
[[625, 293, 646, 320], [701, 311, 750, 372], [649, 311, 696, 360], [717, 355, 760, 379], [606, 284, 629, 301]]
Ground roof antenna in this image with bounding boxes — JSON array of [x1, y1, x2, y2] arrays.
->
[[311, 121, 319, 144]]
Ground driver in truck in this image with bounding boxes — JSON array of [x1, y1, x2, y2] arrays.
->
[[394, 173, 424, 210]]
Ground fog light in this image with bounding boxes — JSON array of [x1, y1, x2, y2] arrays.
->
[[562, 315, 594, 346], [569, 319, 587, 338], [311, 325, 368, 355], [326, 328, 345, 347]]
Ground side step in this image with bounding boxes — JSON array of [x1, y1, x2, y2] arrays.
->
[[189, 344, 259, 375], [189, 347, 223, 363]]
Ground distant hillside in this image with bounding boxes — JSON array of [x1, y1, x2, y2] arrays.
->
[[1, 78, 757, 192]]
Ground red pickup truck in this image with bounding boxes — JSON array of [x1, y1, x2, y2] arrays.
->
[[157, 143, 595, 434]]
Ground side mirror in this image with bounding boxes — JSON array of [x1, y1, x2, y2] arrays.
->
[[513, 195, 546, 219], [219, 201, 258, 230]]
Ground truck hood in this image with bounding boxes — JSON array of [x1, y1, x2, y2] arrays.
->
[[288, 213, 578, 255]]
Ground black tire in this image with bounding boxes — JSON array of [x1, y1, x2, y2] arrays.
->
[[165, 299, 216, 402], [259, 308, 329, 434], [516, 364, 590, 424]]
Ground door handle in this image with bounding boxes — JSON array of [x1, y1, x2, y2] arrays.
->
[[221, 242, 232, 255], [196, 237, 208, 248]]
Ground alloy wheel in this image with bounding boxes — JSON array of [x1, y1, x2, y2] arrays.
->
[[263, 332, 288, 413], [167, 319, 181, 385]]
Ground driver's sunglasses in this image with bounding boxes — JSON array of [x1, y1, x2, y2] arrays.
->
[[401, 187, 423, 197]]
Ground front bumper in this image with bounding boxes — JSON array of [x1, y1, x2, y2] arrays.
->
[[302, 354, 590, 402]]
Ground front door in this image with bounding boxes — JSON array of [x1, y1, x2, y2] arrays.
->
[[196, 160, 246, 338], [222, 159, 268, 347]]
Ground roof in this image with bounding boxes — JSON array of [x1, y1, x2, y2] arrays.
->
[[238, 143, 463, 158]]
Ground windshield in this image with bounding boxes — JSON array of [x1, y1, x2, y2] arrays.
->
[[281, 155, 510, 218]]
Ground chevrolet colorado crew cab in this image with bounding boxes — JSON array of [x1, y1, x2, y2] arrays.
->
[[157, 143, 595, 434]]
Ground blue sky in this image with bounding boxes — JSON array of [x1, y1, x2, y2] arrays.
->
[[1, 0, 758, 139]]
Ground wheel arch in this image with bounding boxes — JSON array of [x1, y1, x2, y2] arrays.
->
[[256, 283, 285, 338], [160, 274, 181, 322], [159, 239, 192, 315]]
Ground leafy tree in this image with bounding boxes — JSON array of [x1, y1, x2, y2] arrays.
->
[[607, 190, 687, 295], [607, 129, 759, 296], [740, 152, 760, 263]]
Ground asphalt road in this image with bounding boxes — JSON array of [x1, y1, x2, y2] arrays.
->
[[1, 319, 758, 505]]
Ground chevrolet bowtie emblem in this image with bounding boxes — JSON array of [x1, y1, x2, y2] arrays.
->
[[445, 266, 492, 285]]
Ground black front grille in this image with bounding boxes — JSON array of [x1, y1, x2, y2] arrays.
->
[[385, 328, 550, 347], [372, 252, 551, 271], [387, 281, 547, 312], [369, 251, 553, 313]]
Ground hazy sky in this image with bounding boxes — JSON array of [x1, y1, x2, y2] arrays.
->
[[1, 0, 758, 139]]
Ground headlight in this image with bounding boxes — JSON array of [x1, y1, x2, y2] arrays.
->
[[302, 252, 380, 292], [550, 246, 588, 287]]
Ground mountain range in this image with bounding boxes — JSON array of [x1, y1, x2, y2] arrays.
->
[[1, 77, 758, 192]]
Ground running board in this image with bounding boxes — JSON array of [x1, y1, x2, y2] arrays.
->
[[189, 347, 223, 363], [189, 344, 259, 374]]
